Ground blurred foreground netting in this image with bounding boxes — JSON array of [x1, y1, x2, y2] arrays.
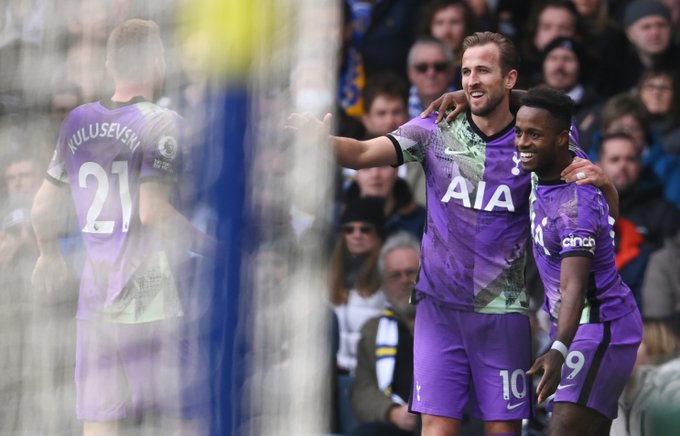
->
[[0, 1, 340, 435]]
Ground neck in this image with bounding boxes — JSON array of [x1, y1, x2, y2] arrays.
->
[[111, 81, 154, 103], [537, 152, 574, 182], [470, 96, 513, 137]]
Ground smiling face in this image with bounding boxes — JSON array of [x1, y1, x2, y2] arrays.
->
[[461, 43, 516, 117], [514, 105, 569, 179]]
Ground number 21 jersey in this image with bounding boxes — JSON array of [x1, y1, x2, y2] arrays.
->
[[47, 98, 183, 322]]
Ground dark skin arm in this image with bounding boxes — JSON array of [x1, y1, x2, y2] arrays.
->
[[527, 255, 591, 404]]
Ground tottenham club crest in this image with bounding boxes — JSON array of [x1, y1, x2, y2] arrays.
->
[[157, 135, 177, 160]]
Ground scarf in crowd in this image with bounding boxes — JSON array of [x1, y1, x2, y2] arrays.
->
[[375, 306, 405, 404]]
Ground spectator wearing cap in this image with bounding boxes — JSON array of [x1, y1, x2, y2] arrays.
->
[[541, 36, 602, 132], [596, 0, 680, 98], [517, 0, 583, 89], [330, 196, 388, 374]]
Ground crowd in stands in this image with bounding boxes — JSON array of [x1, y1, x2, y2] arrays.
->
[[325, 0, 680, 434], [0, 0, 679, 435]]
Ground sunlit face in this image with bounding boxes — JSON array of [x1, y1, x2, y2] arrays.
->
[[598, 137, 642, 192], [461, 44, 516, 117], [362, 95, 408, 136], [626, 16, 671, 56], [534, 7, 577, 51], [606, 114, 646, 150], [431, 4, 467, 52], [4, 160, 42, 197], [543, 46, 580, 90], [343, 221, 380, 255], [355, 166, 398, 197], [515, 105, 569, 178], [382, 248, 419, 318], [639, 74, 674, 114], [408, 44, 454, 105]]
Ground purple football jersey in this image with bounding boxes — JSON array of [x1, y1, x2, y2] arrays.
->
[[47, 99, 184, 322], [387, 112, 531, 314], [530, 172, 638, 323]]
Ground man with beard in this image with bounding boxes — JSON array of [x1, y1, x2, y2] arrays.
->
[[540, 37, 602, 137], [291, 32, 614, 436], [349, 232, 420, 436]]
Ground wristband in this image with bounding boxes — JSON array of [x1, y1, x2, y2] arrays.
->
[[551, 340, 568, 359]]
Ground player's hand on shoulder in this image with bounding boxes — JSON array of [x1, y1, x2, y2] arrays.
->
[[420, 90, 467, 123], [31, 253, 69, 295], [561, 157, 607, 187], [527, 349, 564, 405]]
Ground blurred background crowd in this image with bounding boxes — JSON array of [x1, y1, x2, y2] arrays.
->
[[0, 0, 679, 435]]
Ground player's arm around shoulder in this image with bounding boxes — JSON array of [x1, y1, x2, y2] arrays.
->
[[287, 112, 398, 169]]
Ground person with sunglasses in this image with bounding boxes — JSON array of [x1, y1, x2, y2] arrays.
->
[[406, 37, 457, 119], [289, 31, 615, 436], [331, 196, 388, 376]]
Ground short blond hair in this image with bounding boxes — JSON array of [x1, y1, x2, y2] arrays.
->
[[106, 19, 163, 82]]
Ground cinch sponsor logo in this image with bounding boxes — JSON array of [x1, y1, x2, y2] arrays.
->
[[562, 235, 596, 248], [441, 175, 515, 212]]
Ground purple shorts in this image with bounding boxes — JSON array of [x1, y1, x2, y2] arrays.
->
[[75, 318, 209, 421], [410, 293, 533, 421], [548, 309, 642, 419]]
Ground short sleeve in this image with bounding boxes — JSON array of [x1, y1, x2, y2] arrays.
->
[[140, 109, 183, 182], [556, 187, 602, 258], [46, 124, 71, 185], [385, 114, 436, 164]]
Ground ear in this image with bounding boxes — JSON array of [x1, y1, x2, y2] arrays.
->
[[557, 129, 569, 148], [505, 69, 518, 90]]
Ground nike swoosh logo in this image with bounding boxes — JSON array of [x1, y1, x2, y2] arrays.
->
[[506, 402, 524, 410], [557, 384, 576, 390], [443, 148, 469, 155]]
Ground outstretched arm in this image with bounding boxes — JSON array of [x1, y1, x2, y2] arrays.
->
[[287, 112, 398, 169], [528, 256, 591, 404]]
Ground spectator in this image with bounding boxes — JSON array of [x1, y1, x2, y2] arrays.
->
[[588, 93, 680, 209], [3, 152, 43, 199], [540, 37, 601, 132], [596, 0, 680, 98], [331, 196, 387, 374], [597, 132, 680, 301], [419, 0, 478, 89], [641, 233, 680, 336], [406, 37, 456, 118], [517, 1, 582, 89], [635, 68, 680, 155], [337, 0, 423, 119], [345, 165, 426, 240], [350, 232, 419, 436]]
